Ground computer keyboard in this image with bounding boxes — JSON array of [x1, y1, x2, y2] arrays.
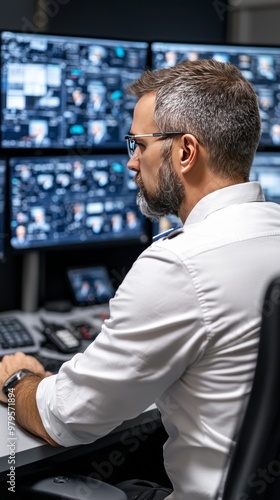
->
[[0, 316, 67, 372], [0, 316, 38, 357], [0, 314, 97, 370]]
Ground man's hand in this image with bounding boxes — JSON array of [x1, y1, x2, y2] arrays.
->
[[0, 351, 50, 403], [0, 351, 58, 445]]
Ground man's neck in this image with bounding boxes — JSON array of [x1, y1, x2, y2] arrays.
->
[[178, 177, 244, 223]]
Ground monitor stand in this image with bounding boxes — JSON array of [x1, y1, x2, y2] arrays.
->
[[21, 251, 41, 312]]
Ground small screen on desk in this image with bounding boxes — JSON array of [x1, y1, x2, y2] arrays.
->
[[250, 151, 280, 204], [1, 31, 148, 149], [67, 265, 114, 306], [151, 41, 280, 148], [9, 154, 148, 251]]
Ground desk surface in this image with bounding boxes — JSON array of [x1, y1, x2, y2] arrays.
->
[[0, 307, 158, 478], [0, 402, 157, 476]]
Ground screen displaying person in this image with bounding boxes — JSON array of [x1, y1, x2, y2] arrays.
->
[[270, 123, 280, 145], [75, 280, 95, 303], [87, 89, 107, 114], [88, 45, 107, 65], [28, 207, 50, 235], [29, 120, 50, 146], [257, 55, 275, 80], [11, 225, 28, 247], [88, 120, 109, 145], [71, 88, 86, 108]]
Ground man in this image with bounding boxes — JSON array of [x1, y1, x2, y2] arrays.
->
[[1, 60, 280, 499]]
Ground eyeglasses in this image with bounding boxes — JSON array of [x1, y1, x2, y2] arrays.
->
[[124, 132, 185, 158]]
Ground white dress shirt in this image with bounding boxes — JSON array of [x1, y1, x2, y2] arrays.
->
[[37, 181, 280, 499]]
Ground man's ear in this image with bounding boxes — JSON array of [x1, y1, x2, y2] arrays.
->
[[179, 134, 199, 173]]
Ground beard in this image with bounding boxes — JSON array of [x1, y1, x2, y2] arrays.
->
[[135, 153, 185, 220]]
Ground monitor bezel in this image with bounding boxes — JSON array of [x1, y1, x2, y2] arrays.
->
[[0, 157, 7, 261]]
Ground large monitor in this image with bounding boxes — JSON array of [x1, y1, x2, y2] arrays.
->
[[9, 154, 149, 251], [250, 151, 280, 204], [0, 159, 6, 260], [1, 31, 148, 149], [151, 41, 280, 148]]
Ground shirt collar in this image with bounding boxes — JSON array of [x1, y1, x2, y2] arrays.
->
[[185, 181, 265, 226]]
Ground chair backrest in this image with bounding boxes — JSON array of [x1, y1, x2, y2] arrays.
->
[[218, 276, 280, 500]]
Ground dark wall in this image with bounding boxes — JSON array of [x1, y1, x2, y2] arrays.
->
[[0, 1, 35, 32], [0, 0, 228, 312], [48, 0, 227, 42]]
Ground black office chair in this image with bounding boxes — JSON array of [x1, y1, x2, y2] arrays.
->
[[217, 276, 280, 500]]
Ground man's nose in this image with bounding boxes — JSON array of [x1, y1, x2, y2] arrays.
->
[[127, 153, 140, 172]]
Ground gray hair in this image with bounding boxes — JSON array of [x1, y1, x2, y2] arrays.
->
[[126, 59, 261, 181]]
